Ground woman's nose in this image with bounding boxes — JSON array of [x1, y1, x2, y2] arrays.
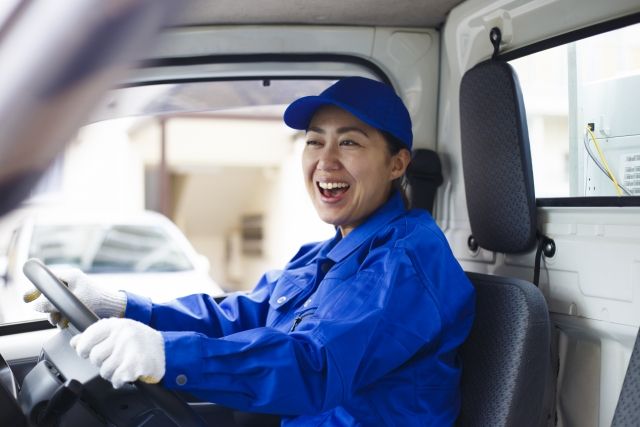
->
[[317, 146, 341, 170]]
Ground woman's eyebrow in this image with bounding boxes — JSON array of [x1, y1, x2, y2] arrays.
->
[[337, 126, 368, 137], [306, 126, 369, 137], [307, 126, 324, 134]]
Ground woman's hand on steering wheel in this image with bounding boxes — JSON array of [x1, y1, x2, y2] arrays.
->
[[71, 317, 166, 388], [23, 268, 127, 327]]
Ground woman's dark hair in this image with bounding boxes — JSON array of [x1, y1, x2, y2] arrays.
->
[[381, 131, 412, 209]]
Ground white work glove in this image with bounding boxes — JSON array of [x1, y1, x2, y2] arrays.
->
[[70, 318, 166, 389], [23, 268, 127, 327]]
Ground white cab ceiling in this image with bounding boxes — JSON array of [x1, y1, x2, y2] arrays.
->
[[173, 0, 464, 28]]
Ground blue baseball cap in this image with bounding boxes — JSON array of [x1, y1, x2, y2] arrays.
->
[[283, 76, 413, 150]]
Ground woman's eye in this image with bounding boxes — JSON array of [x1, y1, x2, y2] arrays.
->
[[306, 139, 320, 146], [340, 139, 360, 147]]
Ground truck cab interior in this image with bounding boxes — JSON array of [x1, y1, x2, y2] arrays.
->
[[0, 0, 639, 426]]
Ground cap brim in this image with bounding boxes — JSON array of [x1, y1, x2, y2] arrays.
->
[[284, 95, 387, 135], [283, 96, 336, 130]]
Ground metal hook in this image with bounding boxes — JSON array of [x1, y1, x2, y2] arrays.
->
[[490, 27, 502, 59], [467, 235, 479, 252], [542, 237, 556, 258]]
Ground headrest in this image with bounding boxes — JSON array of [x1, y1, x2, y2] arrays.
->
[[459, 60, 537, 253], [406, 149, 443, 214]]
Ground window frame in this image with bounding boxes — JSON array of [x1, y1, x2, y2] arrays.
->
[[498, 11, 640, 207]]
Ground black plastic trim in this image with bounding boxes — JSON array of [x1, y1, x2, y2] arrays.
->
[[136, 53, 391, 84], [499, 11, 640, 62], [537, 197, 640, 207], [120, 75, 353, 89], [0, 320, 53, 337]]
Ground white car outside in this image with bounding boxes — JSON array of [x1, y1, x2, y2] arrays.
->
[[0, 209, 224, 323]]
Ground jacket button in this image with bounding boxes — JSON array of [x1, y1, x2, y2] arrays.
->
[[321, 261, 332, 273], [176, 374, 188, 386], [277, 296, 287, 304]]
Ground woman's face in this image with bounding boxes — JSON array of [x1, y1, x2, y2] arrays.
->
[[302, 105, 409, 236]]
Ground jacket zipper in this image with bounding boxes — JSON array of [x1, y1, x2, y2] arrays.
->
[[289, 311, 315, 332]]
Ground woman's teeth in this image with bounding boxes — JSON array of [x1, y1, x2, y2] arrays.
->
[[318, 182, 349, 190], [317, 181, 350, 198]]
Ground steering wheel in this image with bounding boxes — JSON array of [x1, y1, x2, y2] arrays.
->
[[22, 258, 205, 427]]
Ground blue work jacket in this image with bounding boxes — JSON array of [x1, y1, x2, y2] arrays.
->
[[125, 192, 475, 426]]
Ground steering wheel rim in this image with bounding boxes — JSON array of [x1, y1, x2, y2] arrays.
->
[[23, 258, 98, 332], [22, 258, 206, 427]]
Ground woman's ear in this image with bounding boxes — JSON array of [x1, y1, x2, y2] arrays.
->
[[390, 149, 411, 180]]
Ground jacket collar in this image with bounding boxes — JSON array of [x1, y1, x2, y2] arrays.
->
[[326, 191, 406, 263]]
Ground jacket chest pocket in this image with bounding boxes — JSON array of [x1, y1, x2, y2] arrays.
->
[[288, 305, 318, 332], [266, 273, 307, 327]]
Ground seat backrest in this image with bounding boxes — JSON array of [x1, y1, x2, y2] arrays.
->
[[457, 272, 550, 427], [457, 53, 554, 425], [459, 59, 537, 254]]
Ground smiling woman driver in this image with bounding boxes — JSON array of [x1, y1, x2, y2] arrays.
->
[[25, 77, 475, 426]]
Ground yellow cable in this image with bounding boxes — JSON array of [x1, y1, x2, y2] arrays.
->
[[586, 126, 622, 196]]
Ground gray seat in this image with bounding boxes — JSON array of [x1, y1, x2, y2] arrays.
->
[[611, 327, 640, 426], [457, 272, 550, 426], [456, 51, 553, 426]]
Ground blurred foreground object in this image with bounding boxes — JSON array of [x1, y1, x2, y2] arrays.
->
[[0, 0, 175, 217]]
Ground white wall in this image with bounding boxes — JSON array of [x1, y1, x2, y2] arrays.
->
[[187, 234, 227, 288], [62, 120, 145, 213]]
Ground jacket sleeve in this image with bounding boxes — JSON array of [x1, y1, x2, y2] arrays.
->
[[159, 244, 463, 415], [124, 270, 281, 337]]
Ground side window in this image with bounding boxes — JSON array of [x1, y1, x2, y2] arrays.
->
[[510, 22, 640, 199]]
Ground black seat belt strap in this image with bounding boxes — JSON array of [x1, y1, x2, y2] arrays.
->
[[533, 233, 555, 287]]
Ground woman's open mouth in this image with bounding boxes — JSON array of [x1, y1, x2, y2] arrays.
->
[[317, 181, 350, 201]]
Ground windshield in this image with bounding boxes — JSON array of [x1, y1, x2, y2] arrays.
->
[[28, 224, 193, 273]]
